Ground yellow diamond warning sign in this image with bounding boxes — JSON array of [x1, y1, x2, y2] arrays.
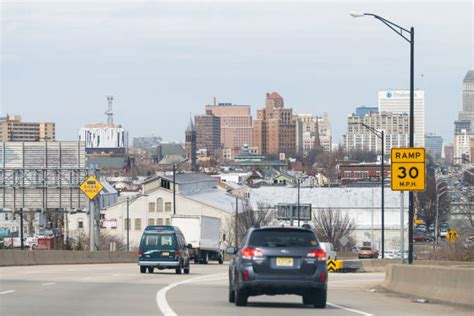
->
[[446, 229, 459, 243], [391, 148, 426, 192], [80, 175, 104, 200]]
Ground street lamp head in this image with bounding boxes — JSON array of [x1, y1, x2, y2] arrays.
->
[[350, 11, 365, 18]]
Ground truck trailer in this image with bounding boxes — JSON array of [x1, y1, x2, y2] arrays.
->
[[171, 215, 223, 264]]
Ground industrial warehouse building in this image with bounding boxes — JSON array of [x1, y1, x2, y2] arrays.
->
[[84, 173, 236, 250]]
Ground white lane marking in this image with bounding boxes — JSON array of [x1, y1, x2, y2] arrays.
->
[[41, 282, 56, 286], [0, 290, 15, 295], [156, 273, 226, 316], [156, 273, 374, 316], [81, 277, 92, 280], [327, 302, 374, 316]]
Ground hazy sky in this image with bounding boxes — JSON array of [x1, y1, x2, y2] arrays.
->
[[1, 0, 473, 144]]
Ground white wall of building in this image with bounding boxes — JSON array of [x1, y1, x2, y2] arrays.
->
[[379, 90, 425, 147]]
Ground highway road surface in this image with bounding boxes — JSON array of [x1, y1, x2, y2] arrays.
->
[[1, 263, 471, 316]]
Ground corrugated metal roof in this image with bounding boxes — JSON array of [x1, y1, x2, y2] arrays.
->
[[248, 187, 407, 209]]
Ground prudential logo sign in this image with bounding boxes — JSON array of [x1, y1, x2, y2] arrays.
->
[[386, 91, 393, 98]]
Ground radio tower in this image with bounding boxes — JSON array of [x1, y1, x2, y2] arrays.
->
[[105, 96, 114, 125]]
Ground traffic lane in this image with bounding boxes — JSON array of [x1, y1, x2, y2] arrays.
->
[[0, 263, 212, 316], [166, 268, 473, 316]]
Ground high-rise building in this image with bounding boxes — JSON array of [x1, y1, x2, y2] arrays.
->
[[318, 113, 332, 153], [253, 92, 296, 156], [296, 113, 332, 154], [453, 71, 474, 164], [378, 90, 425, 147], [459, 70, 474, 125], [454, 129, 473, 163], [206, 102, 253, 157], [0, 114, 55, 142], [444, 144, 454, 163], [185, 117, 197, 170], [195, 110, 221, 157], [345, 111, 409, 154], [424, 133, 443, 159]]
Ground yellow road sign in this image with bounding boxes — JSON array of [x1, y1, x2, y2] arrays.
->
[[80, 175, 104, 200], [446, 229, 459, 243], [391, 148, 426, 191], [327, 259, 342, 272]]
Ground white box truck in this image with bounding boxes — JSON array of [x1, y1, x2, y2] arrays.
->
[[171, 215, 223, 264]]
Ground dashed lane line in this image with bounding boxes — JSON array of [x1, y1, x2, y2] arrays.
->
[[327, 303, 374, 316], [41, 282, 56, 286], [0, 290, 15, 295]]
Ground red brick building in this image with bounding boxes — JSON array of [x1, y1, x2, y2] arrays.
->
[[337, 162, 391, 186]]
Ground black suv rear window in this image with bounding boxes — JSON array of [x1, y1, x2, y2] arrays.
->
[[248, 229, 318, 248]]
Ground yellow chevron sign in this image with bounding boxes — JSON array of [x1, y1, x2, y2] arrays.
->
[[327, 259, 342, 272]]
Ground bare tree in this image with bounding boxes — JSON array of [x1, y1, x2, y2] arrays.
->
[[312, 208, 355, 250], [225, 201, 273, 247]]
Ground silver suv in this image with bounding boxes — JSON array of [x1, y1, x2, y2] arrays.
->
[[227, 225, 328, 308]]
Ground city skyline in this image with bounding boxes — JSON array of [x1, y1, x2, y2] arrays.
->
[[1, 1, 473, 144]]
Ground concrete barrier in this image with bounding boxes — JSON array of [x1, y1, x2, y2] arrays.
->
[[0, 250, 16, 266], [361, 259, 395, 272], [110, 251, 137, 263], [383, 264, 474, 306], [34, 250, 66, 265], [12, 250, 37, 265], [0, 250, 137, 266]]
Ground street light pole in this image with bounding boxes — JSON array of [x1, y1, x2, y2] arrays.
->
[[126, 197, 130, 252], [297, 176, 301, 227], [350, 11, 415, 263], [381, 130, 385, 258], [349, 122, 385, 258], [435, 185, 448, 249]]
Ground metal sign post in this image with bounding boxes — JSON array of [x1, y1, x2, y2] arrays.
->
[[80, 174, 104, 252], [400, 191, 405, 264], [391, 148, 426, 264]]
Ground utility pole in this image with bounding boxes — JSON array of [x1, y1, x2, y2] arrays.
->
[[20, 208, 24, 250], [126, 196, 130, 252], [235, 196, 239, 248], [173, 164, 176, 215]]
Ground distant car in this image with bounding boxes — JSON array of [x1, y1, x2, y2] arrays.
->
[[227, 225, 328, 308], [414, 231, 430, 242], [138, 225, 192, 274], [358, 246, 378, 259], [319, 242, 337, 260], [378, 250, 397, 259], [439, 224, 449, 238]]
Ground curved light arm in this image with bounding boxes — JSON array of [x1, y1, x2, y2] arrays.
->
[[350, 12, 412, 43]]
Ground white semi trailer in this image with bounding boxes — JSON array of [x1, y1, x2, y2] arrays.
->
[[171, 215, 224, 264]]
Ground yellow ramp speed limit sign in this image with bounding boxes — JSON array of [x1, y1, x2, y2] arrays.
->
[[391, 148, 426, 191]]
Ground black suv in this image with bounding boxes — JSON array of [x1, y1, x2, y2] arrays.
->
[[227, 225, 327, 308]]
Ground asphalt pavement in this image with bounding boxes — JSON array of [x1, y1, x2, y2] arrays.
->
[[1, 263, 472, 316]]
